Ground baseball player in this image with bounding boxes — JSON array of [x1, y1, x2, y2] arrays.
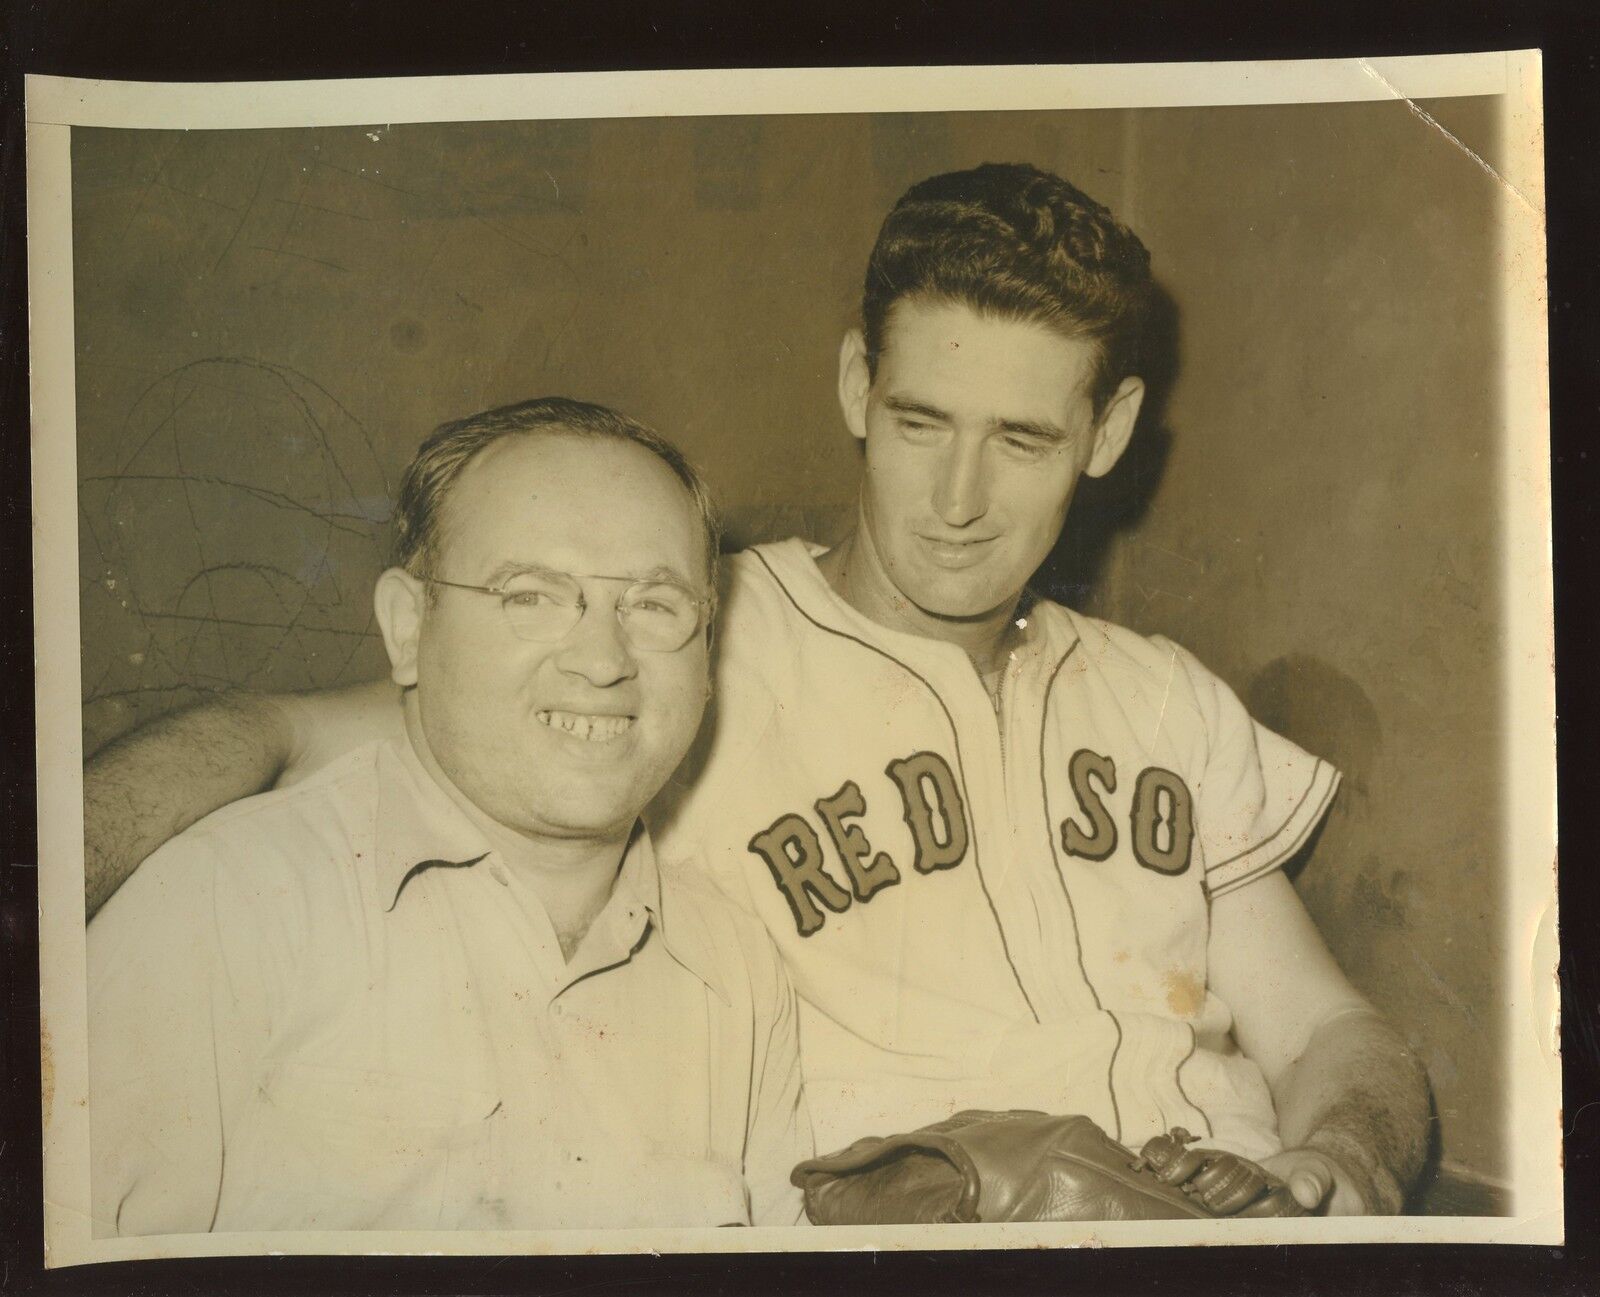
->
[[84, 163, 1428, 1218]]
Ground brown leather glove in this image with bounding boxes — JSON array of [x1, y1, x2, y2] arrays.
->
[[790, 1110, 1309, 1224]]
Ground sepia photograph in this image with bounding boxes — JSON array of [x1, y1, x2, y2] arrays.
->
[[27, 54, 1558, 1263]]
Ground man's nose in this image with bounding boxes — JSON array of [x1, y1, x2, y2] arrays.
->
[[933, 440, 990, 527], [551, 601, 639, 687]]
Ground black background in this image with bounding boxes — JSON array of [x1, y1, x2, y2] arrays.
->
[[2, 2, 1596, 1293]]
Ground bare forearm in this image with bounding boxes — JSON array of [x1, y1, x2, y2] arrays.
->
[[1271, 1008, 1431, 1214], [84, 679, 403, 918], [84, 694, 293, 918]]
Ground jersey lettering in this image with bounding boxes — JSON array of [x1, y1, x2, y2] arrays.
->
[[1131, 767, 1194, 875], [749, 749, 971, 935], [885, 751, 969, 875], [1060, 748, 1119, 861], [815, 779, 902, 902], [747, 813, 853, 937]]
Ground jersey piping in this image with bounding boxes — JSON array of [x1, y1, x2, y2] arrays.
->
[[1204, 760, 1340, 898], [1173, 1024, 1214, 1139], [1104, 1011, 1126, 1141], [1038, 639, 1133, 1137], [749, 548, 1041, 1025]]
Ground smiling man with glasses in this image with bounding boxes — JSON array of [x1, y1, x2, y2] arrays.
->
[[86, 397, 809, 1235]]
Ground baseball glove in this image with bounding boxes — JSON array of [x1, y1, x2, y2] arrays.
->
[[790, 1110, 1309, 1224]]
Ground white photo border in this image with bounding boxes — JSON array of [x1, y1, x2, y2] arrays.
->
[[28, 52, 1557, 1265]]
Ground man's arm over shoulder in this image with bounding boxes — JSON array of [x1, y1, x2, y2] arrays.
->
[[84, 679, 400, 918], [1209, 872, 1430, 1215]]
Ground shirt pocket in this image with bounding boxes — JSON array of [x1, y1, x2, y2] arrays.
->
[[218, 1062, 501, 1232]]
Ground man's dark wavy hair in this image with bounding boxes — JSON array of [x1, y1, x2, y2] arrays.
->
[[861, 162, 1155, 416]]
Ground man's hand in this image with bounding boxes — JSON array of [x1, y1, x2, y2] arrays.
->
[[1209, 872, 1431, 1216], [1261, 1146, 1371, 1215]]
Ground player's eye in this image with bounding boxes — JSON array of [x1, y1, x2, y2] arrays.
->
[[1000, 433, 1055, 458]]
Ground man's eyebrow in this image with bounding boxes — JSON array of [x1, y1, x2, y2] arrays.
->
[[992, 416, 1072, 442], [632, 564, 696, 585], [882, 396, 951, 422], [883, 395, 1070, 443], [484, 560, 560, 584], [485, 560, 694, 586]]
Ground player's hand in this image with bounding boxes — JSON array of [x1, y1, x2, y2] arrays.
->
[[1259, 1147, 1371, 1215]]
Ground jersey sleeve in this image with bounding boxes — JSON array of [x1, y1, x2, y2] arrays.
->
[[1158, 639, 1342, 899]]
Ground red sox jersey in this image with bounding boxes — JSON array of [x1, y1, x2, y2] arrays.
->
[[651, 539, 1341, 1161]]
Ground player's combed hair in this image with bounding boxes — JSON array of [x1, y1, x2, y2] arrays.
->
[[393, 396, 721, 586], [862, 162, 1156, 415]]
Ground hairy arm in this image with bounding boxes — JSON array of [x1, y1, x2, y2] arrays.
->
[[1261, 1002, 1430, 1214], [1208, 870, 1431, 1214], [84, 679, 402, 918]]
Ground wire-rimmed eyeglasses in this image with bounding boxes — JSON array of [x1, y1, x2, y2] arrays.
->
[[420, 567, 714, 653]]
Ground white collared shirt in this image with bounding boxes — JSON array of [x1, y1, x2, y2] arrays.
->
[[89, 738, 810, 1235]]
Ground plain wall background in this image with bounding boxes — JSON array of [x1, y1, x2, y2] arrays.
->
[[71, 98, 1508, 1185]]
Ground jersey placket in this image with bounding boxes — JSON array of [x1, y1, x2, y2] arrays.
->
[[960, 625, 1104, 1027], [941, 623, 1134, 1138], [1030, 637, 1218, 1145]]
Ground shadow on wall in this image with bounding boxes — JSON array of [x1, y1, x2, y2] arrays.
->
[[1246, 655, 1384, 806], [1036, 281, 1180, 607], [1246, 655, 1514, 1215]]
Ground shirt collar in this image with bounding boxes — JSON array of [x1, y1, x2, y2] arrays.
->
[[373, 738, 498, 910], [608, 825, 731, 1005], [373, 739, 729, 1003]]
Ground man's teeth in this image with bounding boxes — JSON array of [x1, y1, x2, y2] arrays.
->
[[536, 710, 634, 742]]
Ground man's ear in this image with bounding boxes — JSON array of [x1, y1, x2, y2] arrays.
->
[[837, 329, 872, 444], [1085, 375, 1146, 478], [373, 567, 427, 687]]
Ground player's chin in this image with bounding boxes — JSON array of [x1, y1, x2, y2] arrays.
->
[[909, 569, 1019, 622]]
